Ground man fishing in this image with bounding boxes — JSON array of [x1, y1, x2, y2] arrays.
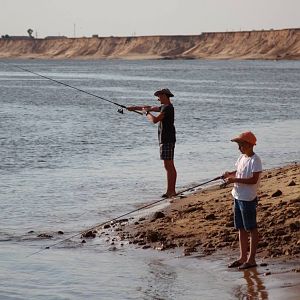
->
[[127, 88, 177, 198]]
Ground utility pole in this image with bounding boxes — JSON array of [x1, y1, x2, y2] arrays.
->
[[73, 23, 76, 38]]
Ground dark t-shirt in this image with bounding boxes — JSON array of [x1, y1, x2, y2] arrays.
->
[[158, 104, 176, 144]]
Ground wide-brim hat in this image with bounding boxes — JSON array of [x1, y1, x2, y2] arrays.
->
[[154, 88, 174, 97], [231, 131, 257, 145]]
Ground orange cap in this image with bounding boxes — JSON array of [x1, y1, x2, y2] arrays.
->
[[231, 131, 257, 145]]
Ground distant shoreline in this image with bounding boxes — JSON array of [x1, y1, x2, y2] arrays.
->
[[0, 28, 299, 60]]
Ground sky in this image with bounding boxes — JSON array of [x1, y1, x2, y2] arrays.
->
[[1, 0, 299, 38]]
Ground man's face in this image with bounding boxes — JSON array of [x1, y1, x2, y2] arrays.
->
[[157, 93, 168, 102]]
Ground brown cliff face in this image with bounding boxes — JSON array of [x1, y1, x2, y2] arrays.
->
[[182, 29, 300, 60], [0, 29, 299, 60]]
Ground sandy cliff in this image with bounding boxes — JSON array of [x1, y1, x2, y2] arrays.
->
[[183, 29, 300, 60], [0, 28, 299, 60]]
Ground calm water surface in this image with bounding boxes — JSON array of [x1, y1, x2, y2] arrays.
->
[[0, 59, 299, 299]]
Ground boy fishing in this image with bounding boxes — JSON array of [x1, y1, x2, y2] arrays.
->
[[127, 88, 177, 198], [223, 131, 262, 270]]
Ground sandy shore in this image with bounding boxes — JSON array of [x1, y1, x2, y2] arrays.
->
[[97, 162, 300, 297], [81, 163, 300, 298], [113, 163, 299, 259]]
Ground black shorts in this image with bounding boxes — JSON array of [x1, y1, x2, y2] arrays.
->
[[160, 143, 175, 160]]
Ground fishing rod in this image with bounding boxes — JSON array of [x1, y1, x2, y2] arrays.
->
[[26, 175, 225, 257], [0, 61, 142, 115], [174, 175, 225, 195]]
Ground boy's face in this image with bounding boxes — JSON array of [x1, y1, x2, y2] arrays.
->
[[238, 141, 253, 154]]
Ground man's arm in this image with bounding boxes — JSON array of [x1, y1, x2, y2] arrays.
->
[[148, 106, 160, 112], [127, 105, 163, 123], [127, 105, 160, 112], [127, 105, 150, 111], [146, 111, 164, 124]]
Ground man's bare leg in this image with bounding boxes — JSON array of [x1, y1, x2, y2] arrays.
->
[[164, 160, 177, 196]]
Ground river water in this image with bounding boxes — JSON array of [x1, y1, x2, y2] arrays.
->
[[0, 59, 299, 299]]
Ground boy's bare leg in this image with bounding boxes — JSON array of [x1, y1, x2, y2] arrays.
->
[[247, 228, 259, 264], [239, 229, 249, 262]]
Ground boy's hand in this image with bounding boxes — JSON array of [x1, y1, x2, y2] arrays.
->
[[222, 171, 236, 179], [226, 177, 236, 184], [222, 171, 231, 178]]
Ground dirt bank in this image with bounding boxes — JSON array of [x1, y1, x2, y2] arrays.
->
[[0, 28, 299, 60], [102, 163, 299, 261]]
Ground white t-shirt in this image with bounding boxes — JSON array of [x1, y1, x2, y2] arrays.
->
[[231, 153, 262, 201]]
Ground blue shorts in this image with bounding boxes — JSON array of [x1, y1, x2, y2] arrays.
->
[[234, 198, 257, 231], [160, 143, 175, 160]]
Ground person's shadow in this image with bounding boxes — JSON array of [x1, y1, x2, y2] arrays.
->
[[240, 267, 268, 300]]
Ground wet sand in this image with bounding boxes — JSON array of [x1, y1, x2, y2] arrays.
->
[[101, 163, 300, 298]]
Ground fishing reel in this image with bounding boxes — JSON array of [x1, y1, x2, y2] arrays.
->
[[117, 108, 124, 114]]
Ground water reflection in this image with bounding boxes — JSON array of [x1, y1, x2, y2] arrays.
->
[[141, 259, 177, 300], [235, 268, 268, 300]]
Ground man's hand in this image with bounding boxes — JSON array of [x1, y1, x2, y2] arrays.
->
[[142, 108, 150, 115]]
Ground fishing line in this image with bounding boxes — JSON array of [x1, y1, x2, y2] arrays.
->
[[26, 175, 224, 257], [0, 61, 142, 115]]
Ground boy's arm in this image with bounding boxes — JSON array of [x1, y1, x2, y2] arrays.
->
[[226, 171, 261, 185], [222, 171, 236, 178]]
